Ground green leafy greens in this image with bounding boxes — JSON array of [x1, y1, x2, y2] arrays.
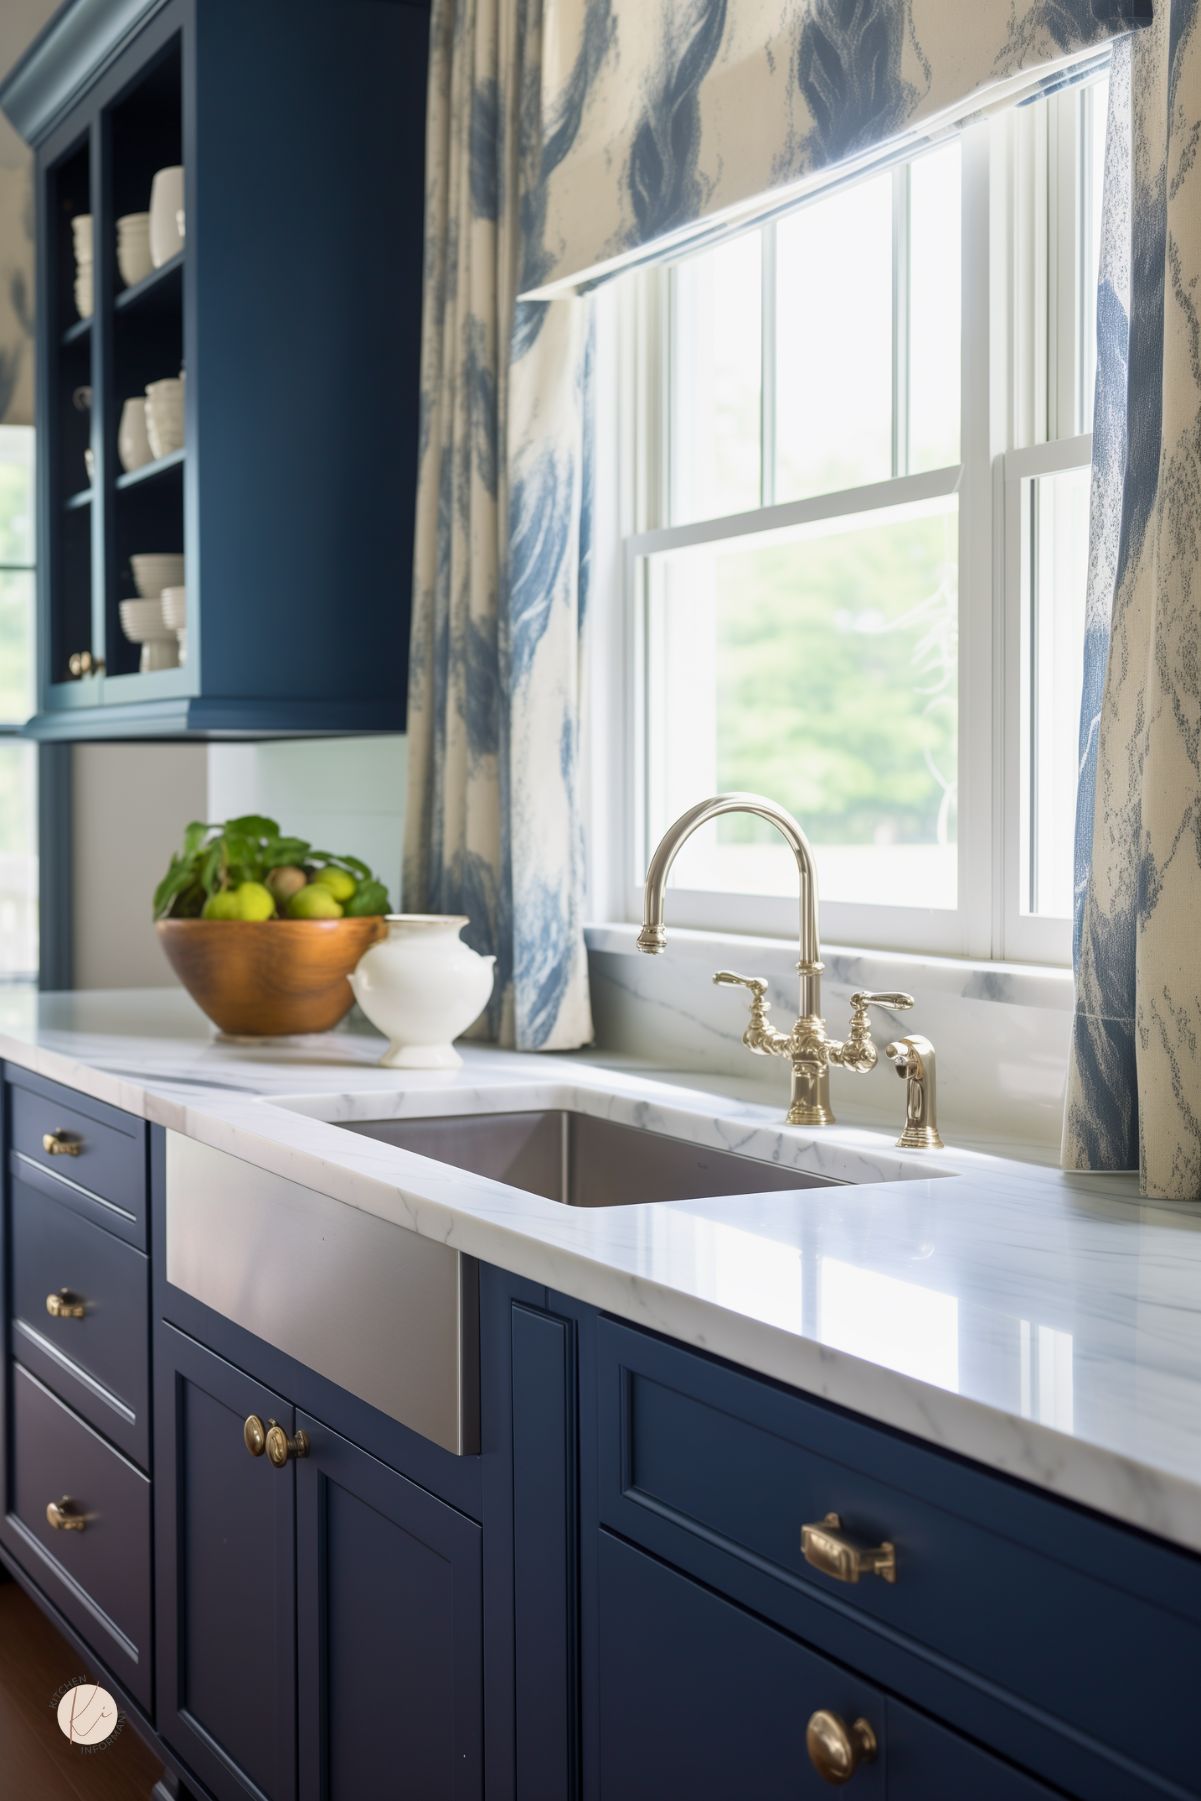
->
[[153, 816, 393, 920]]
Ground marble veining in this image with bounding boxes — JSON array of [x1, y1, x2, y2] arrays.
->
[[1, 988, 1199, 1555]]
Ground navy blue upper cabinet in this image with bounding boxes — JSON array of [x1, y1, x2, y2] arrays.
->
[[0, 0, 428, 740]]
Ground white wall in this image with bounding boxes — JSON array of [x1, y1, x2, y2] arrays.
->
[[72, 742, 208, 988], [69, 735, 407, 989]]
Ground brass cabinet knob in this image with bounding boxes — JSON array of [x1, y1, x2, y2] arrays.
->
[[805, 1710, 878, 1786], [42, 1129, 83, 1157], [46, 1289, 86, 1320], [67, 651, 103, 679], [801, 1512, 896, 1585], [46, 1497, 87, 1533], [243, 1414, 267, 1457], [265, 1421, 309, 1468]]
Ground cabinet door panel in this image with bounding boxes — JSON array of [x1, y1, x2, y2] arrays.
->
[[155, 1324, 295, 1801], [296, 1413, 483, 1801], [594, 1531, 885, 1801]]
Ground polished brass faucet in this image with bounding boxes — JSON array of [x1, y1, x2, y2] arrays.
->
[[637, 793, 943, 1148]]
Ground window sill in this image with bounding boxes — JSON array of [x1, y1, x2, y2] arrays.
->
[[584, 923, 1074, 1015]]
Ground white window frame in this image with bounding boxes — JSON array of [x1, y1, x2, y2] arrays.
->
[[588, 77, 1104, 970]]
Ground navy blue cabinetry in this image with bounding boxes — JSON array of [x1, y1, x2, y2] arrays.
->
[[295, 1413, 483, 1801], [0, 0, 427, 740], [155, 1324, 296, 1801]]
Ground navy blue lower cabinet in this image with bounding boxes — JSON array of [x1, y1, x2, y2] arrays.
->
[[155, 1324, 297, 1801], [294, 1411, 483, 1801], [591, 1532, 1056, 1801]]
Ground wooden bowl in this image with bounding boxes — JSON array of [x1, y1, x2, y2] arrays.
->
[[156, 918, 386, 1036]]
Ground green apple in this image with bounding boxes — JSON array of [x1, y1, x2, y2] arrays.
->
[[286, 883, 344, 919]]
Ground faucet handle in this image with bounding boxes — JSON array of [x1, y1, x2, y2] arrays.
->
[[713, 970, 788, 1057], [835, 990, 915, 1074], [714, 970, 769, 997]]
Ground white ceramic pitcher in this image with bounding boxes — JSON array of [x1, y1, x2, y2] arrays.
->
[[349, 915, 495, 1069]]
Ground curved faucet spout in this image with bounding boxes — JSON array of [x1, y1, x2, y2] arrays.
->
[[637, 792, 823, 1014]]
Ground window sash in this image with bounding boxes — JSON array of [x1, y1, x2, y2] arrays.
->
[[596, 86, 1103, 969]]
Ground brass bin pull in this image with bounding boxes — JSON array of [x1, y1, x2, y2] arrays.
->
[[265, 1422, 309, 1468], [46, 1289, 86, 1320], [42, 1129, 83, 1157], [802, 1512, 896, 1585], [243, 1415, 267, 1457], [806, 1710, 878, 1786], [46, 1497, 87, 1533]]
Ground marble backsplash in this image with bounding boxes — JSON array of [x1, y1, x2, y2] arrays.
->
[[587, 925, 1074, 1160]]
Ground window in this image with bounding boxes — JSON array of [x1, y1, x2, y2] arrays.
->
[[596, 75, 1108, 964], [0, 426, 37, 982]]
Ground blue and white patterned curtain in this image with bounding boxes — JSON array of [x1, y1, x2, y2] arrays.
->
[[405, 0, 1150, 1053], [405, 0, 594, 1050], [1065, 5, 1201, 1199], [524, 1, 1149, 298]]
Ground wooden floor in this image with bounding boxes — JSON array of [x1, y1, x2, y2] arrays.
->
[[0, 1576, 164, 1799]]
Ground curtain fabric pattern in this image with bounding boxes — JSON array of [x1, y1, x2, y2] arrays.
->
[[524, 0, 1150, 298], [404, 0, 594, 1050], [1065, 5, 1201, 1199]]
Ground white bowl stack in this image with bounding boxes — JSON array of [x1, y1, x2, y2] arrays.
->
[[119, 598, 178, 671], [116, 211, 153, 288], [145, 374, 185, 459], [161, 584, 187, 663], [71, 214, 93, 319], [122, 554, 185, 671]]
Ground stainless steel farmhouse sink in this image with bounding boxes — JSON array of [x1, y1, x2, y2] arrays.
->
[[340, 1108, 842, 1207]]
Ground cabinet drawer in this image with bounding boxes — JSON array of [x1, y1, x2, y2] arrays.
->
[[4, 1365, 151, 1711], [598, 1319, 1201, 1801], [596, 1531, 886, 1800], [10, 1172, 149, 1466], [8, 1070, 147, 1246]]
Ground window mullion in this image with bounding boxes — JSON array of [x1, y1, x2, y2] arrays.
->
[[891, 163, 911, 479], [760, 222, 778, 508]]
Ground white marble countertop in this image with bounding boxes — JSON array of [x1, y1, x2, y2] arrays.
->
[[2, 987, 1199, 1556]]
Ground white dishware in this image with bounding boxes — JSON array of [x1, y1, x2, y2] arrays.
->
[[73, 275, 93, 320], [131, 553, 185, 598], [348, 915, 495, 1070], [119, 597, 180, 672], [145, 375, 185, 458], [161, 586, 187, 630], [116, 212, 153, 286], [84, 447, 95, 483], [149, 166, 185, 267], [118, 397, 153, 472], [71, 213, 93, 256]]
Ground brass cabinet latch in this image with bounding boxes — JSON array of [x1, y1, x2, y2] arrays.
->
[[801, 1512, 896, 1585], [46, 1497, 87, 1533], [806, 1709, 878, 1785]]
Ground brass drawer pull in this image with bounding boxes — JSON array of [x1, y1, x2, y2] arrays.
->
[[243, 1414, 267, 1457], [46, 1497, 87, 1533], [46, 1289, 86, 1320], [67, 651, 103, 679], [802, 1512, 896, 1585], [265, 1421, 309, 1468], [806, 1710, 878, 1786], [42, 1129, 83, 1157]]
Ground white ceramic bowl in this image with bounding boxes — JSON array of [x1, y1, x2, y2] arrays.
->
[[131, 553, 184, 598], [117, 215, 154, 287], [73, 280, 93, 321], [118, 397, 153, 472], [161, 586, 187, 630], [119, 597, 173, 640], [149, 166, 185, 267], [71, 213, 93, 252]]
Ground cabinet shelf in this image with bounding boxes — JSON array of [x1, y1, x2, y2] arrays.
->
[[64, 485, 93, 510], [116, 447, 184, 490], [114, 251, 183, 313], [61, 313, 92, 347]]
